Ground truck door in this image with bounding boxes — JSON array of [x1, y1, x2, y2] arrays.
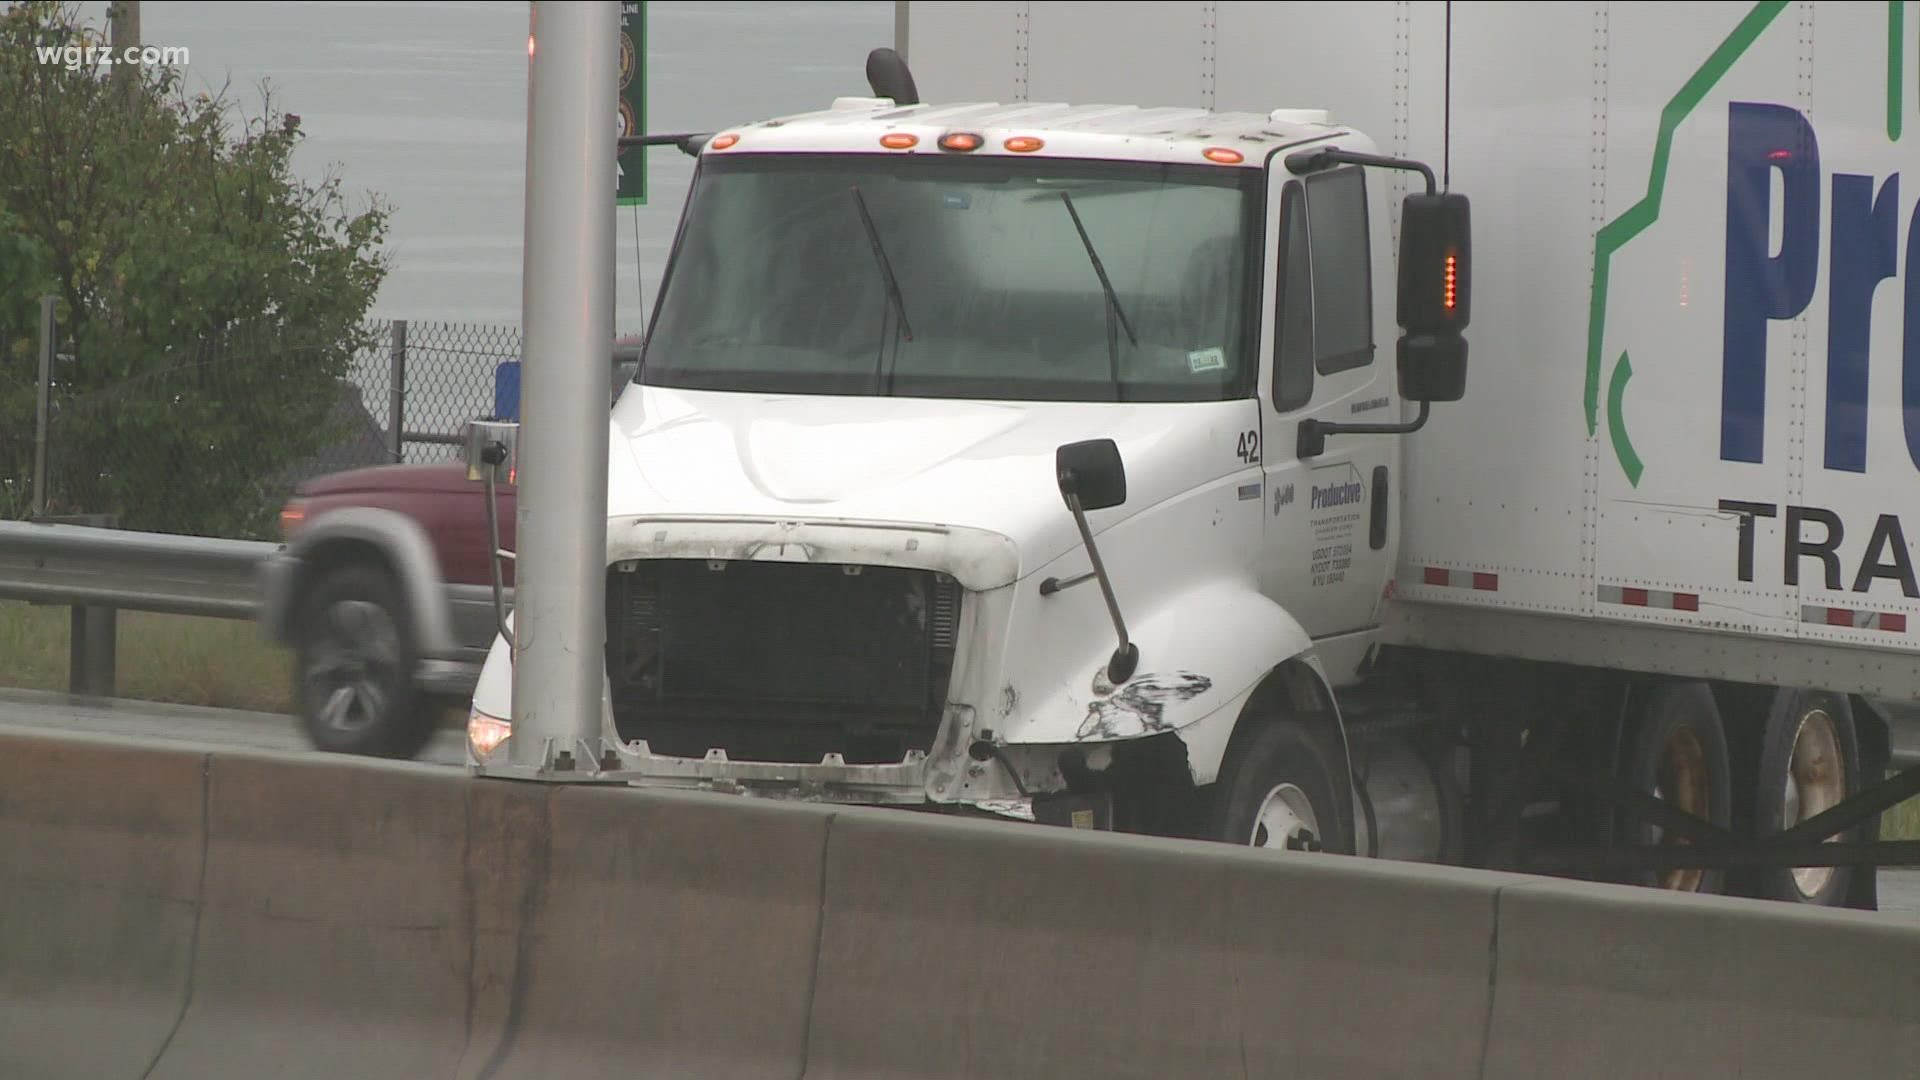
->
[[1258, 164, 1397, 640]]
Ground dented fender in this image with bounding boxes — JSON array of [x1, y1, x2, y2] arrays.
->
[[275, 506, 461, 659], [1002, 581, 1315, 769]]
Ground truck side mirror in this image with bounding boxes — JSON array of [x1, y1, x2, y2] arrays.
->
[[1398, 333, 1468, 403], [1396, 192, 1471, 403], [1056, 439, 1126, 512], [464, 418, 520, 485]]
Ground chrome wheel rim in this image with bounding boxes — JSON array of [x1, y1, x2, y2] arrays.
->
[[303, 599, 402, 735], [1649, 726, 1711, 892], [1783, 708, 1845, 898], [1250, 783, 1322, 852]]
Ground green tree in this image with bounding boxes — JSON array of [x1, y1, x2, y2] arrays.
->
[[0, 1, 389, 537]]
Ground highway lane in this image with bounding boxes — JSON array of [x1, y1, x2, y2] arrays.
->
[[4, 686, 1919, 916], [0, 687, 469, 765]]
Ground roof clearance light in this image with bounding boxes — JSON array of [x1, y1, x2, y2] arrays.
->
[[710, 133, 740, 150], [1203, 146, 1244, 164], [1444, 253, 1458, 311], [880, 132, 919, 149], [939, 132, 983, 152], [1004, 135, 1045, 153]]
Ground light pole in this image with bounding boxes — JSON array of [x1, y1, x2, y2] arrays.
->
[[491, 0, 617, 778]]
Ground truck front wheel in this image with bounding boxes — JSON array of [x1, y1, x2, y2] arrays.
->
[[1209, 721, 1356, 856]]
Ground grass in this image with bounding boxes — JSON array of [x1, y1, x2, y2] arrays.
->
[[1885, 792, 1920, 843], [0, 599, 293, 714]]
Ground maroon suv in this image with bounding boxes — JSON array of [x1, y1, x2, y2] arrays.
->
[[258, 348, 636, 757], [258, 461, 515, 757]]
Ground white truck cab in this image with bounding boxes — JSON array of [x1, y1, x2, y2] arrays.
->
[[466, 10, 1920, 912], [466, 74, 1471, 855]]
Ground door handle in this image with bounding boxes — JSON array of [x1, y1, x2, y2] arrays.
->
[[1370, 466, 1389, 550]]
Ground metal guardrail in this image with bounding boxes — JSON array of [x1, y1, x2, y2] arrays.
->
[[0, 519, 273, 697], [2, 516, 1918, 769]]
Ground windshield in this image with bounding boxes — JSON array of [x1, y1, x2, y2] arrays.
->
[[639, 152, 1262, 402]]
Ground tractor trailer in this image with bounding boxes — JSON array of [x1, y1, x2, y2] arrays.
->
[[463, 0, 1920, 908]]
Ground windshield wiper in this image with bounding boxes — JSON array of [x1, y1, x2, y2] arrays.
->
[[1059, 191, 1138, 394], [848, 185, 914, 343]]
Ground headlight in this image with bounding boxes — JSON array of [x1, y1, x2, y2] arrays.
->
[[469, 709, 511, 758]]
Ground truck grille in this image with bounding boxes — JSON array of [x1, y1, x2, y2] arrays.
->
[[604, 559, 962, 764]]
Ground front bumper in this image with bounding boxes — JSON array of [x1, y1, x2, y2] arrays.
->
[[465, 701, 1055, 806], [466, 729, 939, 804], [598, 743, 936, 804]]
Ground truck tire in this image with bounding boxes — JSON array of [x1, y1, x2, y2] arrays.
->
[[1748, 688, 1860, 907], [1209, 720, 1356, 856], [1619, 681, 1733, 894], [293, 562, 434, 759]]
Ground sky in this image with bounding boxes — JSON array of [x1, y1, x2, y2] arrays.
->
[[69, 1, 896, 330]]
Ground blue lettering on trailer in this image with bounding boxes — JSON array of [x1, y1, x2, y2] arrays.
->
[[1721, 102, 1821, 466], [1826, 170, 1901, 473], [1719, 100, 1920, 476], [1590, 3, 1920, 485]]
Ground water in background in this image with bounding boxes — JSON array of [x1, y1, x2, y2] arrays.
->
[[118, 1, 896, 327], [74, 1, 895, 454]]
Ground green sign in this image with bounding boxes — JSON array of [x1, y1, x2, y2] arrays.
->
[[617, 1, 647, 205]]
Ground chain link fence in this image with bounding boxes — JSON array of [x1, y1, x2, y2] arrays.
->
[[353, 319, 529, 466], [8, 312, 646, 541]]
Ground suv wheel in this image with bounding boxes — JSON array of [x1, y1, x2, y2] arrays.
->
[[294, 563, 434, 759]]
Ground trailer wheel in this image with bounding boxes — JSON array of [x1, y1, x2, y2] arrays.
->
[[293, 562, 433, 760], [1620, 682, 1733, 894], [1750, 689, 1860, 906], [1209, 720, 1355, 856]]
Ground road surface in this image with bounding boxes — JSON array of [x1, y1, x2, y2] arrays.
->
[[0, 687, 468, 765], [3, 687, 1917, 917]]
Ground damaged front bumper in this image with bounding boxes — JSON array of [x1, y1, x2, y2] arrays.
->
[[466, 712, 936, 802], [467, 699, 1058, 809], [592, 742, 938, 805]]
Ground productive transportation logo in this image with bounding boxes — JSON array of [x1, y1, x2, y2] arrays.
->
[[1311, 478, 1365, 510], [1584, 2, 1920, 605]]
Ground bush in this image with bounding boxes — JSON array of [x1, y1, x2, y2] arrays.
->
[[0, 1, 389, 537]]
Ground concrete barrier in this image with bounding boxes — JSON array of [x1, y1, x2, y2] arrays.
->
[[7, 726, 1920, 1080], [478, 786, 832, 1078], [143, 750, 541, 1080], [802, 808, 1522, 1079], [0, 728, 831, 1079], [0, 731, 204, 1080], [1483, 877, 1920, 1079]]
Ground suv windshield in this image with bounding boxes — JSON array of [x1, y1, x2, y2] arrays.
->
[[640, 152, 1261, 402]]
